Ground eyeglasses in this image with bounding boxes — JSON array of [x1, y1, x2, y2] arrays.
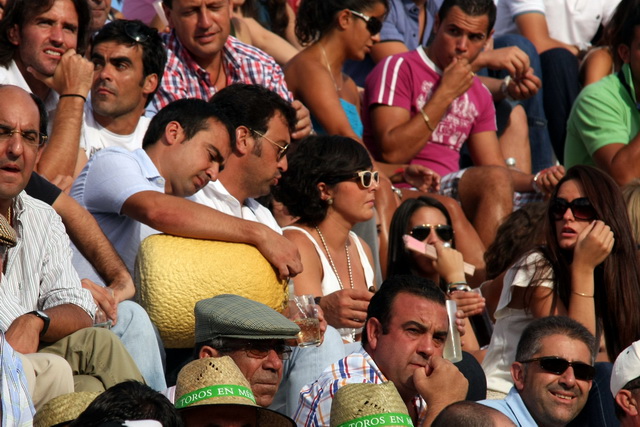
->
[[124, 21, 152, 43], [550, 197, 597, 221], [410, 224, 454, 242], [0, 124, 47, 147], [251, 129, 289, 161], [518, 356, 595, 381], [221, 340, 292, 361], [348, 9, 383, 35]]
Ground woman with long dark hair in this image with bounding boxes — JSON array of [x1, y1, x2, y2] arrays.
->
[[483, 165, 640, 396]]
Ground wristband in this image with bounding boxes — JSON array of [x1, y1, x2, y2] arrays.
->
[[500, 75, 516, 102], [59, 93, 87, 102], [532, 171, 543, 194]]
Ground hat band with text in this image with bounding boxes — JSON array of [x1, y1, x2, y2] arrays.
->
[[176, 384, 256, 408], [336, 413, 414, 427]]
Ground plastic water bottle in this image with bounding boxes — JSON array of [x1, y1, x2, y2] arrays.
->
[[443, 300, 463, 363]]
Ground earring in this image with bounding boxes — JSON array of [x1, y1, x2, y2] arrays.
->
[[327, 198, 333, 205]]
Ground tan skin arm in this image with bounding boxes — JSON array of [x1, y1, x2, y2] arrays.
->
[[370, 40, 410, 62], [5, 304, 92, 354], [593, 140, 640, 186], [370, 58, 475, 164], [239, 16, 299, 66], [515, 13, 579, 55], [121, 191, 302, 279]]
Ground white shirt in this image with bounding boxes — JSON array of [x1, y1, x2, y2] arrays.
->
[[0, 60, 59, 119], [80, 102, 150, 159], [192, 179, 282, 233], [494, 0, 620, 45], [0, 192, 96, 331]]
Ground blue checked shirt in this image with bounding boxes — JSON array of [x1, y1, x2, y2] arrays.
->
[[0, 331, 35, 426], [293, 347, 426, 426]]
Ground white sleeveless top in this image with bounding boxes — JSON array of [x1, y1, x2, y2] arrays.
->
[[283, 226, 375, 342]]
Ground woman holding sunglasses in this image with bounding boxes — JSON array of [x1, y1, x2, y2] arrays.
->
[[387, 196, 484, 351], [274, 136, 378, 343], [482, 165, 640, 399]]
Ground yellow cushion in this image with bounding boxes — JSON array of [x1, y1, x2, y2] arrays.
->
[[135, 235, 288, 348]]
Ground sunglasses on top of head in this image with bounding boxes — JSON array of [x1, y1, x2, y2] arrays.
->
[[549, 197, 597, 221], [409, 224, 454, 242], [518, 356, 595, 381], [348, 9, 383, 35]]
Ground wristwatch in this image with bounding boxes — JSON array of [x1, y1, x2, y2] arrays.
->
[[27, 310, 50, 336]]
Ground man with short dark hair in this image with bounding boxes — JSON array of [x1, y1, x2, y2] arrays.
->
[[150, 0, 311, 140], [294, 275, 468, 426], [363, 0, 563, 246], [432, 401, 516, 426], [480, 316, 596, 426], [0, 0, 95, 180], [75, 19, 167, 174], [71, 98, 302, 280], [611, 340, 640, 426]]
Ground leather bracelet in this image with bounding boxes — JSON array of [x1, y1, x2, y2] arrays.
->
[[59, 93, 87, 102], [572, 291, 594, 298], [419, 108, 436, 132]]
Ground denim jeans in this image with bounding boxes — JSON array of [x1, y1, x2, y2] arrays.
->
[[492, 34, 555, 172], [111, 300, 167, 391]]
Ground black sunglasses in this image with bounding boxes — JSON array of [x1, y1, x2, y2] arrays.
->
[[518, 356, 595, 381], [550, 197, 597, 221], [410, 224, 454, 242], [124, 22, 152, 43], [348, 9, 383, 35]]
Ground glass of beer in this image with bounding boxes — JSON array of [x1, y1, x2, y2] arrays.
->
[[290, 295, 322, 347]]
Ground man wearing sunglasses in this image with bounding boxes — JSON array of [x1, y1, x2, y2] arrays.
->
[[480, 316, 596, 426], [149, 0, 312, 141], [163, 294, 301, 409]]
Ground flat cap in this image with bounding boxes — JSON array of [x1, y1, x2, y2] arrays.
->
[[194, 294, 299, 342]]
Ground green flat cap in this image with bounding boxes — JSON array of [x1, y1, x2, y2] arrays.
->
[[194, 294, 300, 342]]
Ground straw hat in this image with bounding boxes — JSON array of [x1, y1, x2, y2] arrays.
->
[[175, 357, 295, 426], [34, 391, 101, 427], [330, 382, 414, 427]]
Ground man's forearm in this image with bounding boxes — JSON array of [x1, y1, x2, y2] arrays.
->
[[36, 96, 85, 179], [54, 192, 134, 299], [41, 304, 92, 343]]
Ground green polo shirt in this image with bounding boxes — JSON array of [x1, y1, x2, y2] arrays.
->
[[565, 63, 640, 168]]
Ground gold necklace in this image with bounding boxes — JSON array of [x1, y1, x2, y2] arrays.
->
[[320, 44, 343, 93], [315, 225, 353, 290]]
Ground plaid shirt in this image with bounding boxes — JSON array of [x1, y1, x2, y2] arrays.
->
[[150, 31, 292, 113], [293, 347, 426, 426]]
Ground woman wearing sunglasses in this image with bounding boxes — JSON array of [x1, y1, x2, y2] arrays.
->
[[387, 196, 484, 351], [482, 165, 640, 399], [274, 136, 378, 343]]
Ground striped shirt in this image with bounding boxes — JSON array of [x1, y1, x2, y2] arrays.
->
[[293, 347, 427, 426], [0, 331, 34, 426], [150, 31, 292, 114], [0, 192, 96, 331]]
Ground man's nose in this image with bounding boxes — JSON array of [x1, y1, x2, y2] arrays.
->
[[263, 349, 283, 372]]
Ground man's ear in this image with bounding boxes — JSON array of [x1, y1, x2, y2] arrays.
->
[[616, 390, 640, 417], [234, 126, 252, 155], [511, 362, 526, 391], [7, 24, 20, 46], [619, 44, 631, 64], [484, 29, 495, 50], [142, 74, 159, 98], [365, 317, 383, 352], [164, 120, 184, 145], [199, 346, 221, 359]]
